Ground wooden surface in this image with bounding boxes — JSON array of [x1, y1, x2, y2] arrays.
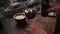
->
[[0, 13, 56, 34]]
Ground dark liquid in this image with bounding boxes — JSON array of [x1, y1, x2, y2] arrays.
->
[[25, 11, 36, 20]]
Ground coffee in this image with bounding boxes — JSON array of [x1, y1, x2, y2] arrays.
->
[[15, 15, 26, 20], [25, 9, 36, 20], [13, 13, 26, 22]]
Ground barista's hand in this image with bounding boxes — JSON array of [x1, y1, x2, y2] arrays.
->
[[28, 20, 47, 34], [47, 2, 60, 12]]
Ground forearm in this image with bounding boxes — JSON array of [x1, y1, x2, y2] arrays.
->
[[35, 27, 47, 34]]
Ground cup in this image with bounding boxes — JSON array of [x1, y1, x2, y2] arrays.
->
[[13, 13, 28, 29], [25, 9, 36, 20]]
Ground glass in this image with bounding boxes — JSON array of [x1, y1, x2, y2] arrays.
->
[[25, 9, 36, 20]]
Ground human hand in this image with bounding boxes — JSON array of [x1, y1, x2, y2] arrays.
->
[[28, 20, 47, 34], [47, 2, 60, 12]]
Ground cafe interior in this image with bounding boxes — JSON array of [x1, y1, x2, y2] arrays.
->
[[0, 0, 60, 34]]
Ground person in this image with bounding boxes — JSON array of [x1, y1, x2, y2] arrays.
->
[[29, 2, 60, 34], [47, 2, 60, 34], [47, 2, 60, 12], [28, 20, 47, 34]]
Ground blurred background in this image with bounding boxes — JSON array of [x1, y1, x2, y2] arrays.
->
[[0, 0, 59, 34]]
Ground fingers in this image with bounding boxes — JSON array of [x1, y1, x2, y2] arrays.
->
[[48, 2, 60, 12], [47, 8, 54, 12], [49, 2, 57, 7], [29, 23, 48, 34], [47, 6, 59, 12], [27, 20, 48, 34]]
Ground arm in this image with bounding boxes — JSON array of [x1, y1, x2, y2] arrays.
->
[[28, 20, 47, 34], [47, 2, 60, 12]]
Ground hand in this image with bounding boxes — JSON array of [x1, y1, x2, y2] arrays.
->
[[28, 20, 47, 34], [47, 2, 60, 12]]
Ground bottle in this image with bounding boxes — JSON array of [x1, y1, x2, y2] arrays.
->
[[41, 0, 50, 17]]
